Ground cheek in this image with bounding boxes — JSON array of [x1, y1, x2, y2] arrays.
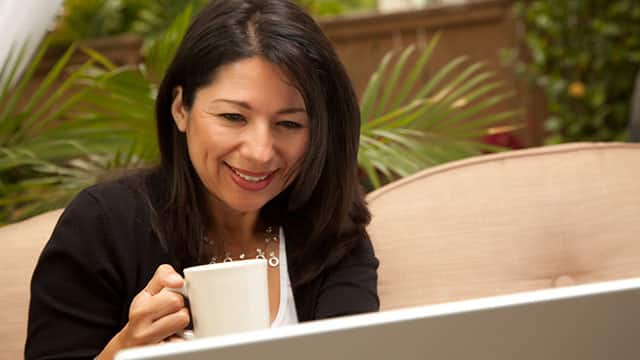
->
[[185, 127, 203, 159], [185, 120, 217, 169], [282, 134, 309, 180], [287, 134, 309, 164], [186, 116, 216, 151]]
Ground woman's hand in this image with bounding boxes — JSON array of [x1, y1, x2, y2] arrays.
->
[[97, 264, 190, 359]]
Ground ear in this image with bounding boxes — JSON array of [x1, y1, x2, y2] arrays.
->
[[171, 86, 188, 132]]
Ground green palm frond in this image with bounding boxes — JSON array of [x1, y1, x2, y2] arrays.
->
[[143, 3, 194, 84], [0, 3, 199, 223], [0, 40, 96, 164], [359, 33, 520, 189], [0, 38, 156, 223]]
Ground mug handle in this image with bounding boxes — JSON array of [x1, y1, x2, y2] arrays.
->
[[164, 285, 195, 341]]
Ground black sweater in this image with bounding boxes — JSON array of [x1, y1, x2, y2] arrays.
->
[[25, 173, 379, 359]]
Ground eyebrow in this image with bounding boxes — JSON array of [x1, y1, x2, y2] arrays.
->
[[212, 99, 307, 114]]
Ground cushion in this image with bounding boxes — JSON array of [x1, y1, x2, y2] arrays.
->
[[367, 142, 640, 310]]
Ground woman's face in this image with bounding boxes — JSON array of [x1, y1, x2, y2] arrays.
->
[[171, 56, 309, 215]]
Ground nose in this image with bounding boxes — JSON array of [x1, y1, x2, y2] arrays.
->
[[239, 122, 275, 165]]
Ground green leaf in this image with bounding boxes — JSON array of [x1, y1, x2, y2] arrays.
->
[[358, 40, 518, 189], [373, 45, 415, 117], [389, 33, 441, 110], [414, 55, 468, 100], [0, 41, 30, 109], [144, 3, 193, 84], [20, 44, 78, 120], [360, 52, 393, 122], [0, 40, 50, 130], [362, 97, 428, 131]]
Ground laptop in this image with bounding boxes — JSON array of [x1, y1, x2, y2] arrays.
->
[[115, 277, 640, 360]]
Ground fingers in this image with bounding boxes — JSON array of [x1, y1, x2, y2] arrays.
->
[[122, 264, 190, 347], [145, 264, 184, 296], [130, 289, 186, 323], [123, 307, 190, 346], [152, 308, 191, 341]]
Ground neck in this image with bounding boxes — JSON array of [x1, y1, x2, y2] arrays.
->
[[207, 198, 262, 252]]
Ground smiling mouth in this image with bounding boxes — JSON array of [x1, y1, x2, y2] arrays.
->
[[226, 163, 274, 183]]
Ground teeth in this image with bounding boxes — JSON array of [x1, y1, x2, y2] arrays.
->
[[232, 167, 269, 182]]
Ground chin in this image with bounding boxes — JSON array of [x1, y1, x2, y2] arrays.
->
[[226, 199, 270, 214]]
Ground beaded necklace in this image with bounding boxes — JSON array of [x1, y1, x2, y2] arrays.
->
[[204, 226, 280, 268]]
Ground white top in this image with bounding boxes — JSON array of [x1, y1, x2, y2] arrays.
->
[[270, 227, 299, 327]]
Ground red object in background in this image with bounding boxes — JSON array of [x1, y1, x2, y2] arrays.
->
[[483, 132, 524, 150]]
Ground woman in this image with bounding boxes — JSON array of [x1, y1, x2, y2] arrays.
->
[[25, 0, 378, 358]]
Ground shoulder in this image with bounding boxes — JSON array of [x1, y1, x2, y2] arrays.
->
[[56, 170, 160, 242], [77, 169, 160, 218], [84, 171, 150, 210], [44, 169, 167, 275]]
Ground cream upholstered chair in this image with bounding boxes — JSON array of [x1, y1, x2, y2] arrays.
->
[[1, 209, 63, 359], [366, 142, 640, 311]]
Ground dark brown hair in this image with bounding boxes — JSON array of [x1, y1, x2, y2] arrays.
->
[[153, 0, 370, 285]]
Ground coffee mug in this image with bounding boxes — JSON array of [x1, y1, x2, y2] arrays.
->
[[168, 259, 270, 339]]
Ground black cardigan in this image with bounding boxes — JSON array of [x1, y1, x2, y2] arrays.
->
[[25, 174, 379, 359]]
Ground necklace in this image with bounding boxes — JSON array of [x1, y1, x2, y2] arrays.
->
[[203, 225, 280, 268]]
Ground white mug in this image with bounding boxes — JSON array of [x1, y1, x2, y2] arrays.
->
[[169, 259, 270, 339]]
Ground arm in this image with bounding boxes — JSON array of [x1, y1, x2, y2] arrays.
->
[[26, 189, 188, 359], [314, 236, 380, 319], [26, 190, 126, 359]]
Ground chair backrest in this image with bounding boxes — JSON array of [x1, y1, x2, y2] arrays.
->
[[0, 209, 63, 359], [366, 142, 640, 311]]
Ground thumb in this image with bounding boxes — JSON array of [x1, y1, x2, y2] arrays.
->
[[144, 264, 184, 296]]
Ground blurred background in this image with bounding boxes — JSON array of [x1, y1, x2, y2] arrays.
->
[[1, 0, 639, 224]]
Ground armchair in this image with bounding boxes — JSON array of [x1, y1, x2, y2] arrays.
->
[[367, 142, 640, 310], [1, 209, 63, 359]]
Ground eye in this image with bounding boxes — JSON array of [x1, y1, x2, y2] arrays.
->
[[220, 113, 245, 122], [278, 120, 303, 129]]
